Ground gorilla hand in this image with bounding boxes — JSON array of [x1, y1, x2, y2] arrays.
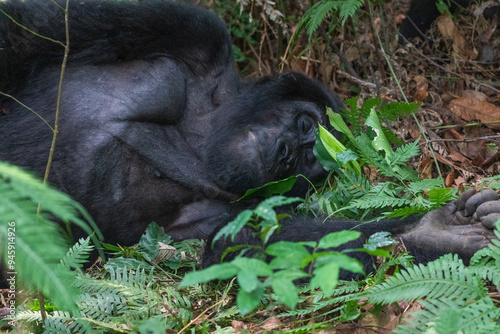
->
[[400, 188, 499, 260]]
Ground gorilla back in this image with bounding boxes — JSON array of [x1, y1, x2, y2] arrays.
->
[[0, 0, 343, 245]]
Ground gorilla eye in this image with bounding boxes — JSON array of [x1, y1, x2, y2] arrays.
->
[[298, 115, 314, 134]]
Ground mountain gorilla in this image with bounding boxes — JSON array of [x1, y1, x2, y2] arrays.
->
[[1, 0, 499, 279]]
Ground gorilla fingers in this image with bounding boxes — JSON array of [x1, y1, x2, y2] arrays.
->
[[400, 189, 498, 262]]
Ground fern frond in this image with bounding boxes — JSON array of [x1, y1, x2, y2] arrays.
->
[[78, 293, 128, 322], [304, 0, 338, 36], [394, 297, 500, 334], [427, 187, 457, 208], [385, 205, 427, 218], [42, 311, 87, 334], [388, 140, 420, 167], [341, 97, 362, 134], [469, 262, 500, 286], [363, 254, 486, 304], [350, 195, 411, 209], [337, 0, 363, 26], [359, 98, 381, 119], [380, 101, 421, 121], [60, 237, 94, 270], [0, 162, 85, 311], [407, 179, 444, 193]]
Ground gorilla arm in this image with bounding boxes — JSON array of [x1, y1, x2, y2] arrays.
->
[[204, 189, 499, 279]]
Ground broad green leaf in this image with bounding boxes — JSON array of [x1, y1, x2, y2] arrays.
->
[[313, 130, 341, 173], [336, 149, 359, 167], [237, 285, 264, 315], [327, 109, 354, 140], [318, 124, 346, 160], [236, 175, 298, 202], [365, 108, 392, 158], [272, 274, 300, 309], [267, 242, 311, 269], [137, 222, 173, 261], [180, 263, 238, 286], [318, 125, 361, 174], [259, 195, 303, 209], [232, 257, 273, 276], [238, 269, 259, 293], [332, 254, 364, 274], [254, 204, 277, 222], [317, 230, 362, 249], [311, 261, 340, 296]]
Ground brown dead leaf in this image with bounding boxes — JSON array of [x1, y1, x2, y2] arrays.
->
[[462, 90, 488, 101], [419, 156, 433, 179], [455, 176, 466, 187], [447, 152, 468, 163], [413, 76, 429, 102], [449, 98, 500, 129], [445, 172, 456, 187], [260, 317, 281, 331], [436, 14, 477, 59], [232, 320, 247, 334]]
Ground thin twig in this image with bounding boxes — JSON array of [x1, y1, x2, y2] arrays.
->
[[422, 135, 500, 143], [0, 92, 54, 131], [42, 0, 70, 184], [176, 299, 226, 334]]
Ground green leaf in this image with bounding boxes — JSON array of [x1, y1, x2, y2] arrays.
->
[[318, 230, 361, 249], [313, 131, 341, 173], [336, 149, 359, 167], [236, 175, 298, 202], [267, 242, 311, 269], [238, 269, 259, 293], [363, 231, 396, 251], [327, 108, 354, 140], [271, 271, 302, 309], [311, 261, 340, 296], [212, 209, 253, 244], [318, 125, 361, 174], [137, 222, 173, 261], [237, 285, 264, 315], [365, 108, 392, 158], [232, 257, 273, 276], [180, 262, 238, 286]]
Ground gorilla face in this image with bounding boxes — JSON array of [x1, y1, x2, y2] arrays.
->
[[205, 99, 329, 196]]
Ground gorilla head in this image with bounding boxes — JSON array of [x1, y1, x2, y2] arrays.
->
[[206, 72, 343, 196]]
